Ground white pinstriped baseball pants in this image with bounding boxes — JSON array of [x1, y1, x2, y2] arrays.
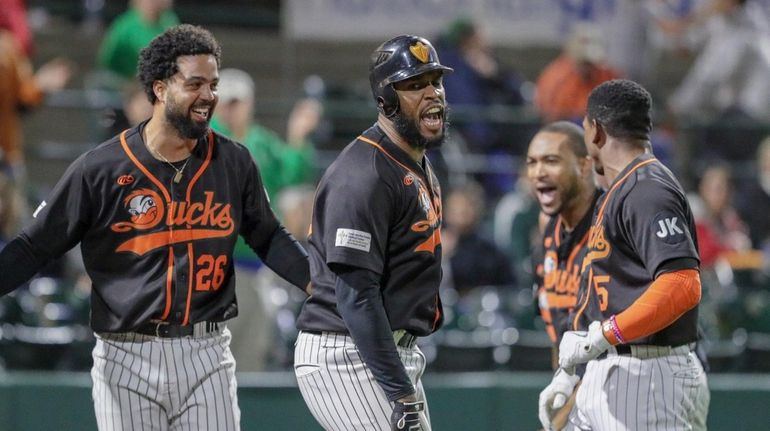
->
[[566, 344, 710, 431], [91, 326, 240, 431], [294, 331, 431, 431]]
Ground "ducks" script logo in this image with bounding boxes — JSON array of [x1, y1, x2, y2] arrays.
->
[[410, 183, 441, 253], [581, 224, 611, 271], [110, 189, 234, 255]]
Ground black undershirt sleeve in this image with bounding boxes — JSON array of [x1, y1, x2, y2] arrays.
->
[[256, 225, 310, 292], [654, 257, 699, 278], [0, 234, 51, 296], [332, 263, 415, 401]]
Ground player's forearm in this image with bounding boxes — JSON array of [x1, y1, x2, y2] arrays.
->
[[0, 234, 50, 296], [257, 225, 310, 291], [604, 269, 701, 344], [333, 265, 415, 401]]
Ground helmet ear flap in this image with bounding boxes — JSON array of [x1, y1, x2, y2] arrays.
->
[[379, 85, 399, 118]]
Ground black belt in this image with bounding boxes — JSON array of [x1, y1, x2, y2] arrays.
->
[[134, 321, 220, 338], [614, 344, 633, 355], [598, 342, 695, 359], [302, 330, 418, 349]]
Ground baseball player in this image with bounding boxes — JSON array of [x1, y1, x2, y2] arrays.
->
[[554, 79, 709, 430], [528, 121, 601, 352], [293, 34, 451, 431], [526, 122, 602, 430], [0, 24, 310, 430]]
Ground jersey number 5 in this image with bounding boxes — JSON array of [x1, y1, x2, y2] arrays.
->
[[592, 274, 610, 312], [196, 254, 227, 291]]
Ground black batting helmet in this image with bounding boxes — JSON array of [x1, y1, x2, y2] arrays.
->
[[369, 35, 453, 117]]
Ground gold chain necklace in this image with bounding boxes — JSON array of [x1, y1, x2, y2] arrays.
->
[[150, 146, 191, 184]]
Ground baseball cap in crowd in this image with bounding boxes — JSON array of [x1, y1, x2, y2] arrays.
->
[[217, 68, 255, 103]]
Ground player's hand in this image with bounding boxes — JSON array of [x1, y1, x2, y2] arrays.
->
[[558, 321, 611, 370], [538, 368, 580, 431], [390, 399, 424, 430]]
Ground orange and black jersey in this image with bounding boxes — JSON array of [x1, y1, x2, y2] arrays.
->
[[296, 124, 443, 336], [572, 153, 700, 346], [12, 120, 307, 332], [537, 189, 601, 344]]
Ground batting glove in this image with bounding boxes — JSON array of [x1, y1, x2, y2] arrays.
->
[[390, 400, 424, 430], [558, 321, 611, 370], [538, 368, 580, 431]]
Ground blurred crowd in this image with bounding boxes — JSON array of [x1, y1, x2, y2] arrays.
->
[[2, 0, 770, 373]]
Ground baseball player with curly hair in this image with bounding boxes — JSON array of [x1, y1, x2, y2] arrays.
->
[[547, 79, 710, 430], [0, 24, 310, 430], [293, 34, 451, 431]]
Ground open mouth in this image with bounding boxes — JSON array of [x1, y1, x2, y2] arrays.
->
[[191, 106, 211, 122], [420, 105, 444, 132], [535, 185, 558, 206]]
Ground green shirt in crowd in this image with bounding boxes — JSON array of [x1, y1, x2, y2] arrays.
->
[[98, 8, 180, 79], [209, 117, 315, 261]]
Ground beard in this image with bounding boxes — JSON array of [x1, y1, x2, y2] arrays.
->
[[553, 177, 581, 215], [165, 94, 211, 140], [392, 106, 449, 151]]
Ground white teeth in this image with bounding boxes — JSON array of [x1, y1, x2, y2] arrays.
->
[[425, 107, 441, 115]]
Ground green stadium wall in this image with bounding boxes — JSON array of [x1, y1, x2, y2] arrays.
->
[[0, 372, 768, 430]]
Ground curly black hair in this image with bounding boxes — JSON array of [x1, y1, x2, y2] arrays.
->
[[587, 79, 652, 142], [137, 24, 222, 104]]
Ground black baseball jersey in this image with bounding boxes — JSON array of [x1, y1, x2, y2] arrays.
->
[[296, 125, 443, 336], [573, 153, 700, 346], [537, 189, 600, 344], [21, 120, 296, 332]]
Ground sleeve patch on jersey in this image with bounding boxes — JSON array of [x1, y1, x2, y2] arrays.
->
[[335, 228, 372, 252], [652, 211, 687, 244]]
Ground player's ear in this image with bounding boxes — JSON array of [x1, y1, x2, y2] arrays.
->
[[152, 80, 166, 104], [590, 119, 605, 148]]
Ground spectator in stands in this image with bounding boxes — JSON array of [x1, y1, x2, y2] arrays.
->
[[0, 30, 71, 180], [228, 185, 315, 371], [0, 171, 24, 245], [668, 0, 770, 121], [690, 164, 751, 268], [437, 17, 526, 152], [493, 166, 543, 290], [441, 181, 515, 293], [104, 81, 154, 138], [436, 18, 530, 199], [603, 0, 701, 86], [737, 137, 770, 253], [97, 0, 179, 81], [535, 24, 621, 123], [210, 68, 320, 203], [0, 0, 33, 56], [210, 69, 319, 370], [689, 163, 754, 341]]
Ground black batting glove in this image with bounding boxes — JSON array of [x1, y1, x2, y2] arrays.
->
[[390, 400, 424, 430]]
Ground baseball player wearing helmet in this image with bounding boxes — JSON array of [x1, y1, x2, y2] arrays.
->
[[293, 34, 451, 431], [0, 24, 310, 430], [555, 80, 709, 430], [526, 121, 602, 431]]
